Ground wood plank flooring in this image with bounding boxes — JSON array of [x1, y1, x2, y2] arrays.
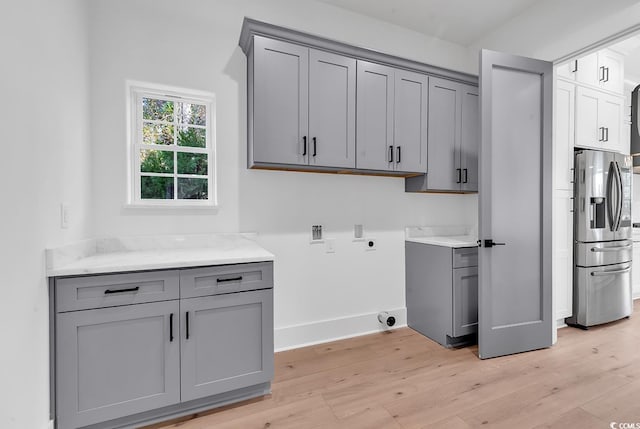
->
[[150, 301, 640, 428]]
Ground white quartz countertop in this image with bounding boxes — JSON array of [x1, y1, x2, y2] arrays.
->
[[46, 234, 274, 277], [405, 226, 478, 248], [405, 235, 478, 248]]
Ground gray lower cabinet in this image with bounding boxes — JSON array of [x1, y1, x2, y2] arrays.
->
[[251, 35, 356, 169], [56, 301, 180, 429], [181, 289, 274, 401], [405, 78, 478, 192], [356, 60, 428, 174], [406, 242, 478, 347], [53, 262, 274, 429]]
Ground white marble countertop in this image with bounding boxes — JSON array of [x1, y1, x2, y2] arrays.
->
[[405, 226, 478, 248], [46, 233, 274, 277]]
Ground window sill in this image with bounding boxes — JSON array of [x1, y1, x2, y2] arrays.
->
[[122, 203, 220, 215]]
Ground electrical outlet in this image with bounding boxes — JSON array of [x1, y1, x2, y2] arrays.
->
[[60, 203, 70, 229], [365, 238, 377, 251], [325, 238, 336, 253]]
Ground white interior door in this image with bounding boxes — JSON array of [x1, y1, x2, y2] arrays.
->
[[478, 49, 553, 359]]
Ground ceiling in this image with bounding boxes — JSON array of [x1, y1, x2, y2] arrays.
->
[[315, 0, 543, 46]]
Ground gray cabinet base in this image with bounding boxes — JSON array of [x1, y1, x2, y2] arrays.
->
[[72, 382, 271, 429]]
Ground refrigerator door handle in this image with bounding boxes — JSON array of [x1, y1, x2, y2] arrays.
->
[[615, 161, 624, 231], [606, 161, 616, 232], [590, 266, 631, 277]]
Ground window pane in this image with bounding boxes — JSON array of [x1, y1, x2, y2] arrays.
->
[[177, 126, 206, 148], [141, 176, 174, 199], [178, 102, 206, 126], [143, 123, 174, 145], [142, 98, 174, 121], [140, 150, 174, 173], [178, 178, 208, 200], [177, 152, 208, 175]]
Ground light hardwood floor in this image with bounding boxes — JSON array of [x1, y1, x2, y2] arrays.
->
[[150, 300, 640, 428]]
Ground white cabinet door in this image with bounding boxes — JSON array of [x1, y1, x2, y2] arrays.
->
[[555, 80, 575, 190], [600, 93, 626, 154], [575, 85, 601, 150], [599, 49, 624, 94], [576, 52, 599, 88], [553, 189, 574, 320], [556, 60, 577, 81], [633, 243, 640, 299]]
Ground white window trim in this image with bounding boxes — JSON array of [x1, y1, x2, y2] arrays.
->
[[125, 80, 217, 208]]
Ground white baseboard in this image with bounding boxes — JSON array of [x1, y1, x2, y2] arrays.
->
[[48, 419, 54, 429], [274, 307, 407, 352]]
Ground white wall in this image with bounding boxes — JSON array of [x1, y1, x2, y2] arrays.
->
[[0, 0, 91, 428], [468, 0, 640, 65], [88, 0, 478, 349]]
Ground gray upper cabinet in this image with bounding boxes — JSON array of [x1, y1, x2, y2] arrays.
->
[[424, 77, 479, 192], [356, 60, 395, 171], [252, 36, 308, 166], [180, 289, 274, 402], [240, 19, 478, 178], [356, 61, 428, 174], [394, 69, 428, 173], [251, 36, 356, 169], [56, 300, 180, 429], [309, 49, 356, 168]]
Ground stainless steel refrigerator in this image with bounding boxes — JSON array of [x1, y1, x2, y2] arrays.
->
[[567, 149, 633, 328]]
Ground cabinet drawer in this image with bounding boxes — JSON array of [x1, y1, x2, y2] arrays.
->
[[453, 247, 478, 268], [180, 262, 273, 298], [55, 271, 179, 313]]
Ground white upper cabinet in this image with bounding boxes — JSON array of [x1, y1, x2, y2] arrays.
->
[[573, 49, 624, 95], [575, 85, 626, 154]]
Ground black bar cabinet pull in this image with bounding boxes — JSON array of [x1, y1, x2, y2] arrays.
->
[[185, 311, 190, 340], [571, 60, 578, 73], [605, 67, 610, 82], [104, 286, 139, 295], [217, 276, 243, 283], [599, 66, 606, 82], [463, 168, 468, 184], [456, 168, 461, 184], [169, 313, 174, 342], [302, 136, 307, 156], [396, 146, 401, 163], [313, 137, 317, 157], [388, 145, 394, 163], [605, 127, 609, 142]]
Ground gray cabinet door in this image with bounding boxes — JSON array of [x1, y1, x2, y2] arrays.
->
[[427, 77, 460, 190], [180, 289, 274, 402], [460, 86, 479, 192], [452, 267, 479, 337], [356, 60, 395, 171], [309, 49, 356, 168], [56, 301, 180, 429], [394, 70, 428, 173], [253, 36, 308, 165]]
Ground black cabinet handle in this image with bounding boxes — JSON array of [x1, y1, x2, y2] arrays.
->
[[169, 313, 174, 342], [104, 286, 139, 295], [185, 311, 190, 340], [217, 276, 243, 283], [605, 127, 609, 142], [388, 145, 394, 163], [599, 66, 606, 82], [599, 127, 605, 142], [571, 59, 578, 73], [456, 168, 461, 184], [396, 146, 401, 163], [313, 137, 317, 157], [463, 168, 468, 184], [605, 67, 610, 82], [302, 136, 307, 156]]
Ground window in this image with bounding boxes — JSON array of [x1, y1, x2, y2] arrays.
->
[[127, 82, 216, 207]]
